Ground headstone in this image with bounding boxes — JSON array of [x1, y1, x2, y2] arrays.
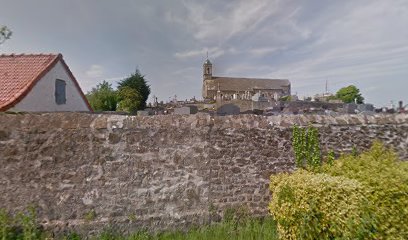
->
[[217, 103, 240, 115], [137, 110, 150, 116], [173, 106, 198, 115], [357, 104, 374, 112]]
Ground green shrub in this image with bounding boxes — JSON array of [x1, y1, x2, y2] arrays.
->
[[0, 209, 12, 240], [269, 170, 376, 239], [271, 141, 408, 239], [18, 206, 40, 240], [0, 206, 41, 240], [321, 141, 408, 239]]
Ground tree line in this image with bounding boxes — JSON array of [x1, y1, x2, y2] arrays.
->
[[86, 69, 151, 113]]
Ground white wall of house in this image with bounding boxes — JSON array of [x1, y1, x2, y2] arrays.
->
[[11, 60, 90, 112]]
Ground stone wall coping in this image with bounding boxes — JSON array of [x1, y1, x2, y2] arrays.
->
[[1, 112, 407, 131]]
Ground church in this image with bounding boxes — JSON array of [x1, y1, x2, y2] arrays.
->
[[202, 58, 291, 101]]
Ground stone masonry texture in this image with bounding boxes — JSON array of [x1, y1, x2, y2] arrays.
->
[[0, 113, 407, 235]]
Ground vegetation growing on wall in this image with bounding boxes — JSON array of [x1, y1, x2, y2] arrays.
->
[[292, 125, 321, 169]]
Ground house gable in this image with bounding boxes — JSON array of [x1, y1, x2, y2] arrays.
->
[[0, 54, 91, 112], [11, 58, 91, 112]]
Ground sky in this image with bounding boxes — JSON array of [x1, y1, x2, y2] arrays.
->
[[1, 0, 407, 107]]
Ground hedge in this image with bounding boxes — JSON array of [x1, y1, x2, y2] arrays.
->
[[270, 142, 408, 239], [269, 171, 376, 239], [321, 142, 408, 239]]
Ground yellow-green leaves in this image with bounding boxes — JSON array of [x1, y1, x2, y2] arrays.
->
[[270, 142, 408, 239], [322, 141, 408, 239], [269, 171, 375, 240]]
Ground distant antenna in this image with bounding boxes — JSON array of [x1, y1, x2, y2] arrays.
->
[[325, 79, 328, 93], [206, 51, 209, 59]]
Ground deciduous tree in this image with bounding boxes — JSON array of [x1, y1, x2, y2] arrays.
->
[[335, 85, 364, 104], [86, 81, 118, 111]]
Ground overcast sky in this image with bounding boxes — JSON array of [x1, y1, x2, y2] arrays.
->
[[1, 0, 407, 107]]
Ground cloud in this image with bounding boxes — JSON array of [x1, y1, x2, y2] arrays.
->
[[171, 67, 197, 76], [167, 0, 281, 43], [174, 47, 237, 59], [224, 64, 275, 76], [175, 47, 221, 59], [248, 46, 287, 57], [85, 64, 104, 78]]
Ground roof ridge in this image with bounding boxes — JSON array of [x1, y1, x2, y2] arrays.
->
[[213, 76, 289, 81], [0, 53, 60, 57]]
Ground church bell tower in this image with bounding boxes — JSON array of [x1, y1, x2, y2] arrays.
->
[[203, 58, 212, 80]]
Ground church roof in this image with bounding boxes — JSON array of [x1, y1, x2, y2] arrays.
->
[[204, 59, 212, 65], [211, 76, 290, 92]]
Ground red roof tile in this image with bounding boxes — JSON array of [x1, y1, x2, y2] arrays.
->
[[0, 53, 91, 111]]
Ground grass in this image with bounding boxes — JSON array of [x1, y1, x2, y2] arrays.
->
[[1, 207, 278, 240], [96, 217, 278, 240]]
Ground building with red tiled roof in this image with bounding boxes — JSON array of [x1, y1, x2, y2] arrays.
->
[[0, 53, 91, 112]]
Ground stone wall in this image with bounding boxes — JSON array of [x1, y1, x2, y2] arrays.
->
[[0, 113, 407, 234], [215, 99, 273, 113]]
